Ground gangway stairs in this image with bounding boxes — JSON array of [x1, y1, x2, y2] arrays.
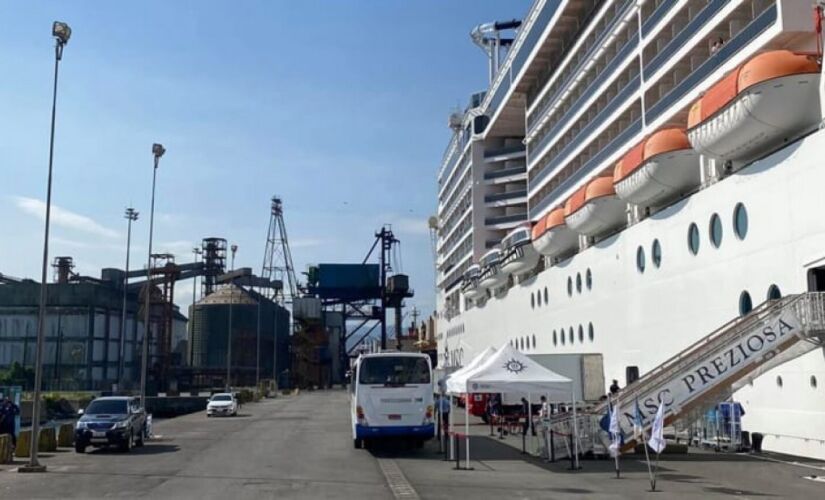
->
[[550, 292, 825, 459]]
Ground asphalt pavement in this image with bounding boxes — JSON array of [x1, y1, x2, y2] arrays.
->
[[0, 389, 823, 499]]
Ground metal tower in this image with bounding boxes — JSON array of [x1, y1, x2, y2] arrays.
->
[[262, 196, 297, 303]]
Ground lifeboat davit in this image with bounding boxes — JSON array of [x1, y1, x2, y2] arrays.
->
[[461, 264, 485, 300], [613, 128, 700, 207], [478, 249, 507, 290], [687, 50, 821, 162], [532, 207, 578, 258], [564, 176, 626, 237], [500, 225, 540, 275]]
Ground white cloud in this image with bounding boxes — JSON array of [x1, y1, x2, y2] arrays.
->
[[13, 196, 120, 239]]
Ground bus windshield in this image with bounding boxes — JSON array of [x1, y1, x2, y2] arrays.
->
[[359, 357, 430, 386]]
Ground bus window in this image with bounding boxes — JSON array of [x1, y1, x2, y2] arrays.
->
[[359, 357, 431, 386]]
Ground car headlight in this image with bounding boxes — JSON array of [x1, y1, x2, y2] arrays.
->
[[112, 420, 129, 429], [76, 421, 87, 430]]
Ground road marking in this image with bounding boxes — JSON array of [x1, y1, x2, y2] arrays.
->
[[745, 453, 825, 472], [377, 458, 419, 500]]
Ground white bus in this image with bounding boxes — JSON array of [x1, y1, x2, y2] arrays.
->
[[351, 352, 434, 449]]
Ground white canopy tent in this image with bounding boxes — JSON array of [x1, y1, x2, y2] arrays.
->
[[445, 343, 580, 469], [441, 346, 496, 460]]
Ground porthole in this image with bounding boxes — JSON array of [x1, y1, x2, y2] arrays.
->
[[586, 269, 592, 290], [811, 375, 818, 389], [537, 291, 542, 307], [709, 213, 723, 248], [578, 325, 584, 343], [532, 334, 537, 349], [767, 284, 781, 301], [651, 239, 662, 268], [568, 327, 574, 345], [776, 375, 783, 388], [567, 277, 573, 296], [688, 223, 700, 255], [544, 287, 548, 304], [553, 330, 558, 346], [588, 322, 594, 342], [576, 273, 582, 293], [531, 293, 535, 309], [636, 246, 646, 273], [739, 291, 753, 316], [560, 328, 565, 345], [734, 203, 748, 240]]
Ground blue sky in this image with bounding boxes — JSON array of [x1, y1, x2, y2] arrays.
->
[[0, 0, 530, 322]]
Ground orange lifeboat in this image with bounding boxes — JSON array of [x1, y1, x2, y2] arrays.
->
[[613, 128, 700, 207], [564, 176, 626, 237], [532, 207, 578, 258], [687, 50, 821, 162]]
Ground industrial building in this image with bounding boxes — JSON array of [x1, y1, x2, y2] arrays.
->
[[0, 273, 186, 391], [189, 284, 290, 388]]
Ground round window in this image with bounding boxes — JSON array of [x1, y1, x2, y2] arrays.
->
[[567, 277, 573, 297], [568, 327, 574, 345], [553, 330, 557, 346], [537, 291, 542, 307], [739, 291, 753, 316], [734, 203, 748, 240], [636, 246, 646, 273], [531, 293, 535, 309], [652, 239, 662, 268], [544, 287, 548, 304], [688, 223, 700, 255], [532, 334, 537, 349], [710, 213, 723, 248], [586, 269, 592, 290], [578, 325, 584, 343], [576, 273, 582, 293], [767, 284, 781, 301], [811, 375, 818, 389], [588, 322, 594, 342], [560, 328, 565, 345], [776, 375, 783, 388]]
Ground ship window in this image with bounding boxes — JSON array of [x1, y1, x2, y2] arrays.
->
[[586, 269, 592, 289], [532, 334, 537, 349], [567, 277, 573, 296], [767, 284, 781, 301], [578, 325, 584, 343], [734, 203, 748, 240], [588, 322, 594, 342], [568, 327, 574, 344], [811, 375, 818, 389], [688, 223, 700, 255], [636, 246, 645, 273], [651, 239, 662, 268], [576, 273, 582, 293], [739, 291, 753, 316], [776, 375, 783, 388], [536, 291, 541, 307], [544, 287, 548, 303], [553, 330, 557, 346], [560, 328, 566, 345], [709, 213, 723, 248], [531, 293, 535, 309]]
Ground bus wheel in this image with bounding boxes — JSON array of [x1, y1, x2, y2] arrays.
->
[[353, 438, 363, 449]]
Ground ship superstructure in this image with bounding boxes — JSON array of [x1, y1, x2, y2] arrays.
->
[[436, 0, 825, 459]]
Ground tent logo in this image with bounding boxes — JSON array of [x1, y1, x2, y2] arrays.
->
[[503, 358, 526, 374]]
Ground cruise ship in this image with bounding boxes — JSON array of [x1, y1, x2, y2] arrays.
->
[[435, 0, 825, 459]]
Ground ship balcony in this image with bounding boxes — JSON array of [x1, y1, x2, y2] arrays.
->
[[485, 212, 528, 230], [484, 144, 526, 163], [484, 189, 528, 207], [484, 165, 527, 185]]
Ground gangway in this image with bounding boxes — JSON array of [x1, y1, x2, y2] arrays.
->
[[551, 292, 825, 459]]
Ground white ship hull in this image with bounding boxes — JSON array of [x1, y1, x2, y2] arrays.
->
[[439, 129, 825, 460]]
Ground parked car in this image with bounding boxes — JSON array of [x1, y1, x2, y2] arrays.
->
[[74, 396, 146, 453], [206, 393, 238, 417]]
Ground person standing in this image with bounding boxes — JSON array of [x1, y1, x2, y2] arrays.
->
[[0, 396, 20, 449], [610, 379, 620, 396], [438, 394, 451, 434]]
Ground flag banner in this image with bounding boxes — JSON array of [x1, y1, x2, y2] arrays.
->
[[633, 399, 643, 440], [609, 400, 621, 457], [648, 401, 666, 454]]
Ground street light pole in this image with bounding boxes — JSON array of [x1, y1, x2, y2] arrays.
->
[[256, 283, 261, 389], [118, 207, 139, 388], [190, 247, 201, 366], [226, 244, 237, 391], [140, 143, 165, 410], [21, 20, 71, 474]]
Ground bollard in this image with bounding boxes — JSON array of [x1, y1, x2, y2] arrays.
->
[[38, 427, 57, 452], [58, 424, 74, 447], [15, 430, 32, 458], [0, 434, 10, 464]]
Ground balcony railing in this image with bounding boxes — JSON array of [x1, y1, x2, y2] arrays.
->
[[485, 190, 528, 203], [484, 144, 526, 160], [485, 213, 528, 226], [485, 165, 527, 180]]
